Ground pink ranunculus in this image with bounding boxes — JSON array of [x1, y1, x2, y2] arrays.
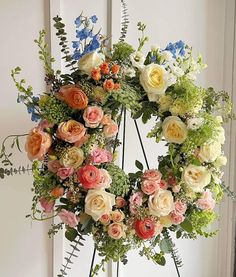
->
[[38, 119, 54, 130], [47, 160, 62, 173], [39, 198, 55, 213], [90, 147, 113, 164], [171, 211, 185, 225], [103, 121, 118, 138], [58, 209, 79, 228], [141, 180, 159, 195], [129, 191, 143, 214], [57, 120, 86, 143], [97, 169, 112, 189], [83, 106, 104, 128], [197, 189, 216, 210], [159, 180, 168, 189], [174, 200, 187, 215], [77, 165, 101, 189], [57, 167, 74, 180], [143, 169, 162, 182]]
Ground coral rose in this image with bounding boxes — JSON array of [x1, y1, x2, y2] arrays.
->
[[25, 127, 52, 161], [100, 62, 110, 74], [77, 165, 101, 189], [58, 85, 88, 110], [103, 79, 115, 91], [83, 106, 104, 128], [111, 64, 120, 75], [134, 218, 156, 240], [91, 68, 101, 81], [57, 120, 86, 143], [99, 214, 111, 225]]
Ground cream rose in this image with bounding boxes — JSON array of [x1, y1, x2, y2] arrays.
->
[[60, 147, 84, 168], [198, 141, 222, 163], [162, 116, 187, 144], [140, 64, 171, 102], [78, 51, 104, 75], [148, 190, 174, 217], [85, 189, 116, 221], [158, 95, 173, 112], [183, 164, 211, 192]]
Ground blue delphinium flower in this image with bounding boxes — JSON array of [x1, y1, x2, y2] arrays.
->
[[165, 40, 185, 58], [90, 15, 98, 23], [76, 28, 90, 40], [75, 16, 82, 27], [72, 49, 82, 61], [31, 112, 40, 122], [151, 55, 156, 62], [72, 41, 80, 49]]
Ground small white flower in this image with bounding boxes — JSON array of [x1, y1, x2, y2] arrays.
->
[[187, 117, 204, 130], [124, 67, 136, 78], [130, 51, 145, 68], [161, 50, 173, 62]]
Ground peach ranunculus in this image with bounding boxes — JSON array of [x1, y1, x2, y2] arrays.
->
[[57, 85, 88, 110], [107, 222, 126, 239], [85, 189, 116, 221], [83, 106, 104, 128], [103, 121, 118, 138], [25, 127, 52, 161], [57, 120, 86, 143]]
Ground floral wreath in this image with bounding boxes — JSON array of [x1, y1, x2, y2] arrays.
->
[[1, 5, 235, 277]]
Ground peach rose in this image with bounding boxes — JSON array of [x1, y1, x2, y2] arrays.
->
[[91, 68, 101, 81], [100, 62, 110, 75], [111, 210, 125, 222], [143, 169, 162, 182], [103, 122, 118, 138], [116, 197, 127, 208], [101, 114, 113, 125], [99, 214, 111, 225], [141, 180, 159, 195], [57, 85, 88, 110], [25, 127, 52, 161], [57, 120, 86, 143], [107, 223, 126, 239], [103, 79, 115, 91], [111, 64, 120, 75], [83, 106, 104, 128]]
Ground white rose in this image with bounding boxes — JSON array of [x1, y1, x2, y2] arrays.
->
[[85, 189, 115, 221], [78, 51, 104, 74], [183, 164, 211, 192], [140, 64, 173, 102], [162, 116, 188, 144], [198, 141, 222, 163], [214, 155, 227, 167], [148, 190, 174, 217], [60, 147, 84, 168]]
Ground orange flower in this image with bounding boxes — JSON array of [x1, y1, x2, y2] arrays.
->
[[114, 83, 121, 90], [100, 62, 110, 75], [91, 68, 101, 81], [111, 64, 120, 75], [51, 187, 65, 198], [57, 85, 88, 110], [103, 79, 115, 91]]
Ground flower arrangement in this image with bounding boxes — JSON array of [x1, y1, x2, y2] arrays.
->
[[1, 7, 235, 277]]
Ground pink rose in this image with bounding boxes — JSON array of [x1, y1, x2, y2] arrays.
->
[[111, 210, 125, 222], [83, 106, 104, 128], [90, 147, 113, 164], [58, 209, 79, 228], [97, 169, 112, 189], [25, 127, 52, 161], [174, 201, 187, 214], [155, 221, 163, 235], [39, 198, 55, 213], [159, 180, 168, 189], [116, 197, 127, 208], [57, 167, 74, 180], [57, 120, 86, 143], [141, 180, 159, 195], [108, 223, 125, 239], [197, 189, 216, 210], [38, 119, 54, 130], [101, 114, 113, 125], [143, 169, 162, 182], [103, 122, 118, 138], [48, 160, 62, 173], [129, 191, 143, 214], [99, 214, 111, 225], [171, 212, 185, 225]]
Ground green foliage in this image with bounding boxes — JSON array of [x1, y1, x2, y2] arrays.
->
[[132, 100, 159, 123], [105, 163, 130, 197], [112, 42, 134, 61], [180, 219, 193, 233], [137, 22, 148, 52], [119, 0, 129, 42], [220, 182, 236, 201], [39, 94, 73, 124], [139, 243, 166, 266], [48, 223, 63, 238], [34, 30, 55, 75]]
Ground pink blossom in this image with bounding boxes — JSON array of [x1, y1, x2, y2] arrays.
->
[[58, 209, 79, 228], [57, 167, 74, 180], [171, 212, 185, 225], [39, 198, 55, 213], [48, 160, 62, 173], [141, 180, 159, 195], [159, 180, 168, 189], [174, 200, 187, 214], [90, 147, 113, 164], [129, 191, 143, 214], [143, 169, 162, 182], [197, 189, 216, 210]]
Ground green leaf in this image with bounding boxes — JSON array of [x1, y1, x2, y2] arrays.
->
[[65, 228, 78, 242], [159, 238, 172, 253], [154, 254, 166, 266], [16, 137, 22, 152], [135, 160, 143, 171], [180, 219, 193, 233]]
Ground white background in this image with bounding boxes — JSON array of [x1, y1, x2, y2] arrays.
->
[[0, 0, 235, 277]]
